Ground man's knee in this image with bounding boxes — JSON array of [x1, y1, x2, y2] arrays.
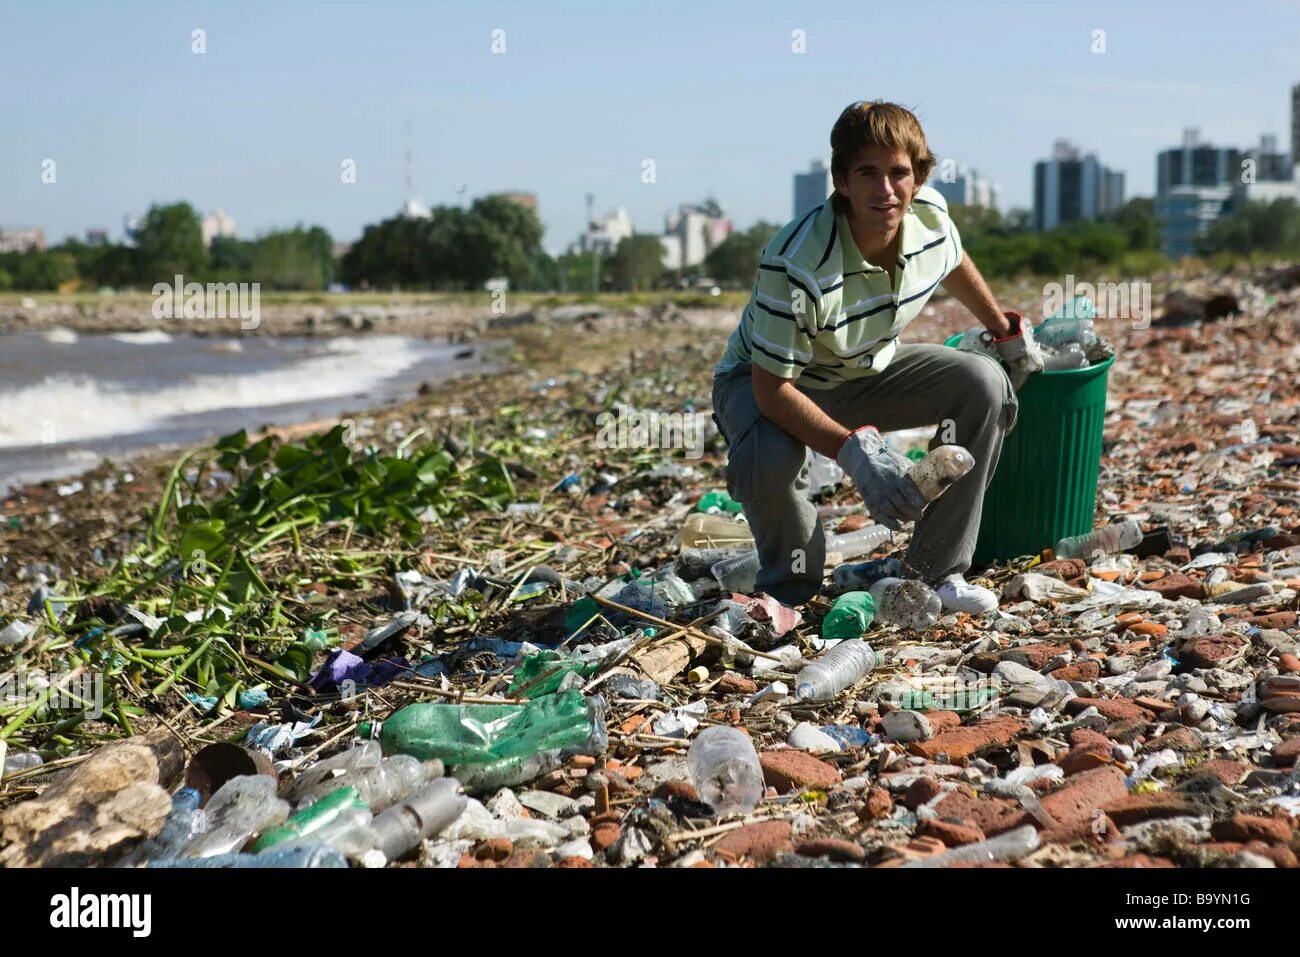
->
[[725, 419, 807, 503], [945, 353, 1017, 430]]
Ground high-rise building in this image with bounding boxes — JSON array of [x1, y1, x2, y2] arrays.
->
[[1155, 128, 1242, 257], [200, 209, 237, 247], [793, 160, 832, 217], [931, 164, 1001, 210], [0, 227, 45, 254], [662, 198, 731, 270], [574, 207, 634, 256], [1032, 140, 1124, 231]]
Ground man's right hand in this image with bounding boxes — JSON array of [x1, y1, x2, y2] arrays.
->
[[835, 426, 926, 531]]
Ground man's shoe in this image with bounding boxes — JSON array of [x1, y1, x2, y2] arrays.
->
[[936, 574, 998, 614]]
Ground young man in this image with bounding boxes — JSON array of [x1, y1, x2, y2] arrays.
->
[[710, 100, 1042, 612]]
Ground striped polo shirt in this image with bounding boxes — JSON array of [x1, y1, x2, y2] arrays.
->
[[713, 184, 964, 388]]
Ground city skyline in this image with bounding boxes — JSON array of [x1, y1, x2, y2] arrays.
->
[[3, 0, 1298, 255]]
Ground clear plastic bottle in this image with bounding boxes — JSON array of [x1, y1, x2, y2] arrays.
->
[[371, 777, 467, 861], [806, 452, 844, 496], [182, 775, 291, 859], [687, 725, 765, 815], [832, 556, 903, 591], [254, 785, 375, 857], [452, 749, 565, 794], [151, 843, 348, 869], [906, 446, 976, 502], [1, 750, 44, 779], [868, 577, 943, 630], [1054, 519, 1142, 560], [1041, 342, 1089, 370], [898, 824, 1040, 868], [650, 569, 701, 608], [286, 741, 382, 803], [295, 754, 435, 813], [711, 549, 759, 593], [122, 787, 206, 866], [824, 524, 892, 560], [795, 638, 878, 700]]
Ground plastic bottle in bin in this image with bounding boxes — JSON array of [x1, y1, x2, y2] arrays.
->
[[1054, 519, 1142, 560], [795, 638, 879, 700], [868, 577, 943, 630], [687, 725, 765, 816], [1041, 342, 1089, 370], [906, 446, 975, 501]]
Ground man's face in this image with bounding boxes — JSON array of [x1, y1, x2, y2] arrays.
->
[[834, 146, 915, 232]]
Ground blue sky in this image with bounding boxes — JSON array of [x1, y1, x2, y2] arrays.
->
[[3, 0, 1298, 254]]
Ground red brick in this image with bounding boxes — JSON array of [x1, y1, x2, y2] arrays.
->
[[1058, 746, 1115, 776], [1066, 697, 1150, 722], [918, 818, 985, 846], [924, 711, 963, 734], [1037, 558, 1087, 583], [652, 779, 699, 802], [1039, 766, 1130, 828], [1242, 841, 1298, 868], [1181, 635, 1247, 669], [1069, 728, 1113, 751], [1211, 814, 1294, 844], [591, 823, 622, 852], [1279, 654, 1300, 674], [846, 789, 889, 826], [795, 838, 866, 863], [932, 789, 1024, 835], [1273, 738, 1300, 768], [556, 856, 593, 868], [901, 776, 943, 810], [759, 750, 842, 792], [1164, 546, 1192, 564], [713, 821, 794, 864], [1144, 726, 1202, 752], [906, 716, 1029, 762], [1247, 611, 1298, 629], [969, 643, 1070, 673], [1101, 793, 1205, 826], [1051, 659, 1102, 682], [1190, 758, 1254, 786], [715, 674, 758, 695], [1144, 572, 1205, 600]]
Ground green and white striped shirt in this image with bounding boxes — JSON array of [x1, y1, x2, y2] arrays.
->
[[714, 184, 964, 388]]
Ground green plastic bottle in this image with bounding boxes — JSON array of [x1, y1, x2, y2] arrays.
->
[[697, 490, 744, 514], [507, 651, 596, 698], [252, 785, 369, 852], [822, 591, 876, 639], [366, 691, 607, 766]]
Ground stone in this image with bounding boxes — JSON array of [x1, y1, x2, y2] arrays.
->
[[900, 776, 944, 810], [918, 818, 985, 846], [787, 722, 842, 752], [859, 786, 894, 821], [651, 779, 700, 802], [759, 750, 842, 792], [475, 837, 513, 861], [1273, 738, 1300, 768], [713, 821, 794, 864], [1142, 726, 1203, 752], [932, 789, 1024, 835], [591, 822, 621, 852], [1102, 793, 1206, 826], [882, 710, 934, 743], [715, 674, 758, 695]]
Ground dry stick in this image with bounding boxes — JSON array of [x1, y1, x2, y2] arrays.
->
[[582, 606, 726, 693], [592, 596, 784, 662]]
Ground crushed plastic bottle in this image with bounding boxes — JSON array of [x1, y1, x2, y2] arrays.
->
[[452, 749, 566, 794], [1035, 318, 1097, 349], [696, 490, 744, 514], [868, 577, 943, 630], [151, 843, 348, 868], [1054, 519, 1143, 560], [898, 824, 1039, 868], [795, 638, 878, 700], [366, 691, 608, 766], [293, 752, 438, 813], [182, 774, 291, 859], [832, 556, 904, 591], [806, 452, 845, 496], [687, 725, 765, 816], [821, 592, 877, 639], [122, 787, 205, 866], [711, 549, 759, 593], [906, 446, 976, 502]]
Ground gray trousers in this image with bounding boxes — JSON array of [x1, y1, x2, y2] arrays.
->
[[710, 344, 1019, 606]]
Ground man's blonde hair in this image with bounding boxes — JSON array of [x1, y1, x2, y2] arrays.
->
[[830, 101, 936, 214]]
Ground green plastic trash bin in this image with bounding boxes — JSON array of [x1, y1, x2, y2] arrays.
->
[[942, 333, 1116, 563]]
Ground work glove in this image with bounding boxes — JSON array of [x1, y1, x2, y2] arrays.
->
[[835, 426, 926, 531], [991, 311, 1045, 391]]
